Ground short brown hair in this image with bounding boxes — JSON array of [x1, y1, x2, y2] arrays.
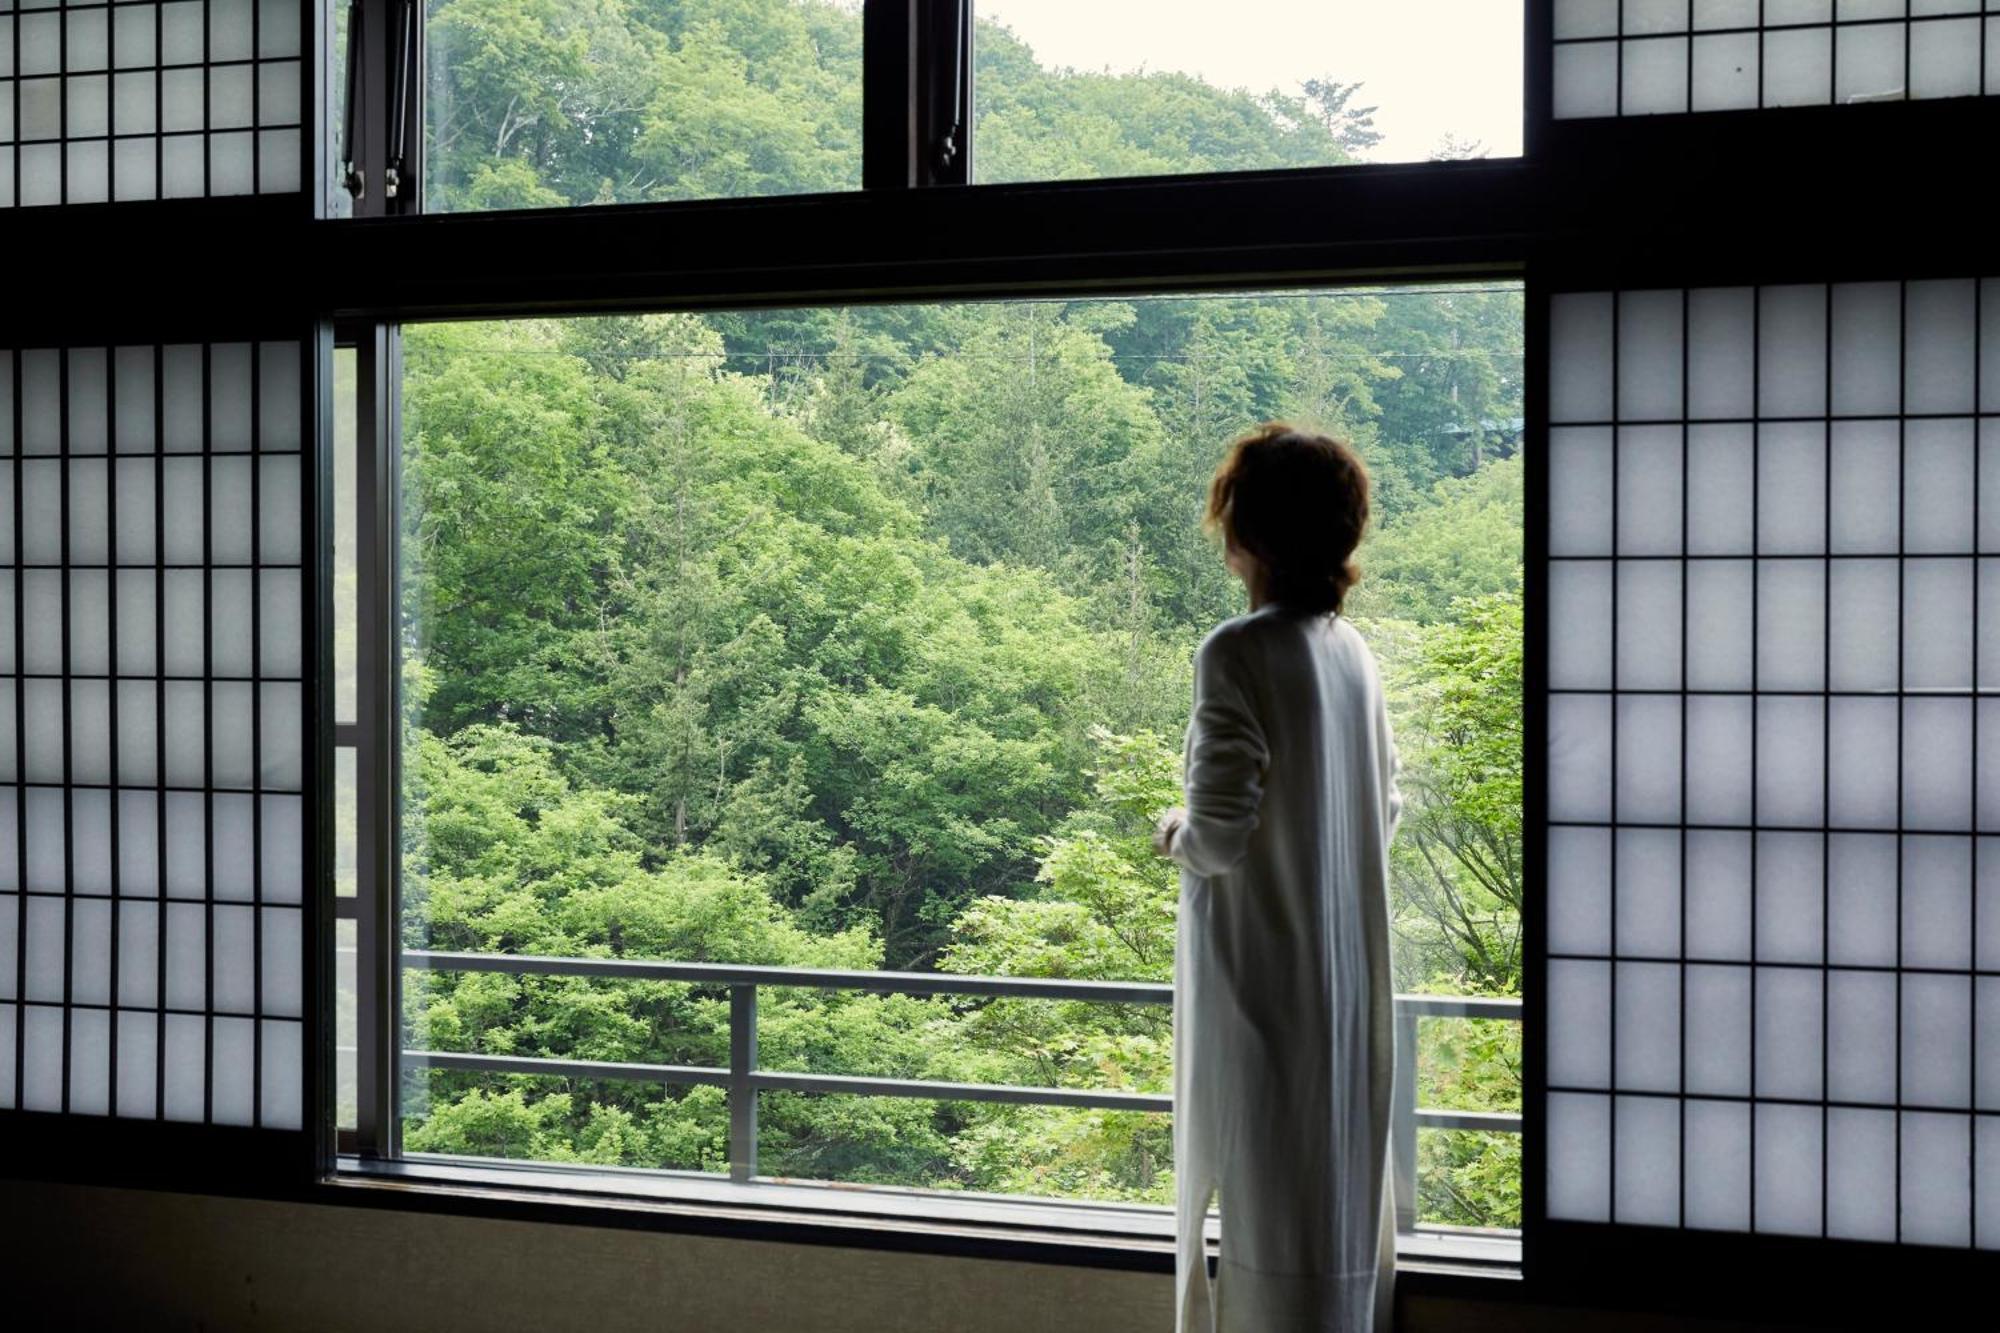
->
[[1204, 422, 1370, 615]]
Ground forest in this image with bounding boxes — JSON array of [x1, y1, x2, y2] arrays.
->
[[391, 0, 1525, 1228]]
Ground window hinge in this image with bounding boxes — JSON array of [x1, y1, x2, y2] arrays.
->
[[933, 0, 967, 172], [928, 0, 970, 181], [385, 0, 419, 203], [339, 0, 366, 201]]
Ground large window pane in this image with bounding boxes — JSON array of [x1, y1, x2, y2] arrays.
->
[[974, 0, 1524, 184], [397, 288, 1523, 1226], [422, 0, 864, 212]]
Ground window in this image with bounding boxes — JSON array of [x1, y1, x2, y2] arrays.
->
[[975, 0, 1525, 182], [421, 0, 865, 212], [356, 0, 1530, 214], [362, 287, 1524, 1250]]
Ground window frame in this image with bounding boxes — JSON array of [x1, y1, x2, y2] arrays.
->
[[6, 0, 2000, 1322], [334, 282, 1530, 1278]]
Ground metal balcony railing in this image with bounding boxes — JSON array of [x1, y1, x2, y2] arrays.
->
[[399, 949, 1522, 1231]]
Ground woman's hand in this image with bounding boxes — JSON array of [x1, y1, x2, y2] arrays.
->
[[1152, 807, 1186, 858]]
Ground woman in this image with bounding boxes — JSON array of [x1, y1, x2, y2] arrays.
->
[[1154, 423, 1402, 1333]]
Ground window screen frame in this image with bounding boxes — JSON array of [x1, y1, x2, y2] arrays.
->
[[3, 0, 1998, 1321], [0, 313, 334, 1199], [1526, 254, 2000, 1324], [0, 0, 321, 212]]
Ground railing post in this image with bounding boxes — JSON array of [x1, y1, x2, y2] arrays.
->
[[729, 983, 759, 1183], [1392, 1005, 1419, 1235]]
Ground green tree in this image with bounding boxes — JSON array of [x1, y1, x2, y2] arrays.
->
[[1350, 453, 1524, 626], [935, 726, 1183, 1202]]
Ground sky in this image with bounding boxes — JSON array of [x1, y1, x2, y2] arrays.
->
[[977, 0, 1526, 161]]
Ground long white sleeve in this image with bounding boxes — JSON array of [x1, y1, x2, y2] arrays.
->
[[1170, 633, 1270, 878]]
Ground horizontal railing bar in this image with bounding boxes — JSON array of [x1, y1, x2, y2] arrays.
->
[[748, 1071, 1173, 1113], [1393, 996, 1522, 1020], [399, 951, 1524, 1021], [1417, 1110, 1522, 1133], [404, 950, 1175, 1004], [405, 1050, 1170, 1112], [405, 1053, 1515, 1128], [407, 1051, 730, 1087]]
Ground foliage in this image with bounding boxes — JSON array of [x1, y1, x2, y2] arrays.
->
[[1350, 455, 1525, 625], [1380, 593, 1525, 996]]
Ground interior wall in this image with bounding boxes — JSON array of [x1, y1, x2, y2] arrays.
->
[[0, 1180, 1822, 1332]]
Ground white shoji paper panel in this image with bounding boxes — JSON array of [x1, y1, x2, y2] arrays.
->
[[0, 0, 304, 207], [1545, 278, 2000, 1245], [1, 340, 305, 1129], [1554, 0, 2000, 118]]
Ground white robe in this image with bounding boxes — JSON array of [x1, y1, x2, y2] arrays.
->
[[1170, 605, 1403, 1333]]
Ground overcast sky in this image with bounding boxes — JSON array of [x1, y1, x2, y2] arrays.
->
[[977, 0, 1525, 160]]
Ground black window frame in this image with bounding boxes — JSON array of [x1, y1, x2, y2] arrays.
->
[[4, 1, 1998, 1324]]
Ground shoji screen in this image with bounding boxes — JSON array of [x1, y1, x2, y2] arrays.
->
[[1553, 0, 2000, 118], [0, 0, 307, 207], [0, 339, 310, 1132], [1545, 278, 2000, 1245]]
